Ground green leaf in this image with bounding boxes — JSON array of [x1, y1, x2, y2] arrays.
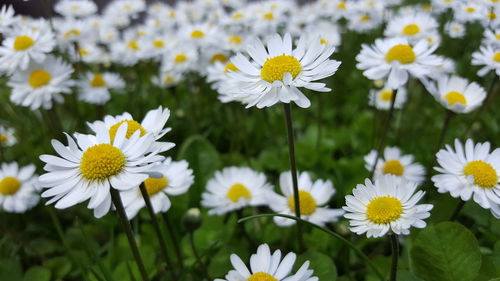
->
[[410, 222, 482, 281], [0, 259, 22, 281], [23, 267, 51, 281], [295, 251, 337, 281]]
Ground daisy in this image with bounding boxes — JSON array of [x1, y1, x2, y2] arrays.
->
[[152, 71, 183, 89], [70, 43, 108, 64], [161, 45, 199, 73], [483, 29, 500, 47], [346, 12, 383, 33], [343, 175, 433, 238], [356, 37, 442, 89], [0, 26, 55, 73], [0, 125, 16, 147], [267, 171, 344, 227], [77, 72, 125, 105], [385, 12, 439, 42], [122, 157, 194, 219], [88, 107, 174, 153], [182, 24, 217, 47], [39, 123, 163, 218], [0, 162, 39, 213], [454, 1, 486, 23], [472, 44, 500, 77], [365, 147, 426, 185], [0, 5, 18, 33], [368, 86, 408, 110], [55, 19, 90, 47], [428, 75, 486, 114], [227, 33, 341, 108], [54, 0, 97, 18], [110, 38, 143, 66], [432, 139, 500, 215], [445, 21, 466, 38], [201, 167, 273, 215], [7, 55, 74, 110], [215, 243, 318, 281]]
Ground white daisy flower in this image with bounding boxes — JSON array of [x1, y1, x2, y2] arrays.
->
[[7, 55, 74, 110], [39, 123, 164, 218], [343, 175, 433, 238], [432, 139, 500, 216], [0, 162, 39, 213], [267, 171, 344, 227], [0, 125, 16, 147], [54, 0, 98, 18], [215, 243, 318, 281], [161, 45, 199, 73], [70, 43, 108, 64], [77, 72, 125, 105], [445, 21, 466, 38], [356, 37, 442, 89], [0, 5, 18, 33], [303, 20, 342, 48], [346, 12, 383, 33], [122, 157, 194, 219], [55, 19, 90, 47], [201, 167, 273, 215], [454, 1, 486, 23], [107, 0, 146, 18], [152, 71, 184, 89], [182, 23, 217, 47], [0, 27, 55, 73], [88, 106, 174, 153], [368, 86, 408, 110], [483, 29, 500, 47], [472, 44, 500, 77], [227, 33, 341, 108], [139, 36, 170, 60], [365, 147, 426, 185], [110, 38, 143, 66], [385, 12, 439, 42]]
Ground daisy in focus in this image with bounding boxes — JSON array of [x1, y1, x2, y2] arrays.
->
[[0, 125, 16, 147], [0, 162, 39, 213], [365, 147, 426, 185], [215, 243, 318, 281], [356, 37, 442, 89], [77, 72, 125, 105], [343, 175, 433, 238], [267, 171, 344, 227], [432, 139, 500, 217], [39, 123, 164, 218], [428, 75, 486, 114], [122, 157, 194, 219], [226, 33, 341, 108], [201, 167, 273, 215], [471, 44, 500, 77], [368, 86, 408, 110]]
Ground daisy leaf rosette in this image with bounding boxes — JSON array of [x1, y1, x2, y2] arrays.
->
[[39, 122, 164, 218]]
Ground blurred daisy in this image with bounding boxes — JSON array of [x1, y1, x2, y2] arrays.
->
[[343, 175, 433, 238], [454, 2, 486, 23], [0, 27, 55, 72], [55, 0, 97, 18], [77, 72, 125, 105], [0, 125, 16, 147], [356, 37, 441, 89], [227, 33, 341, 108], [472, 44, 500, 77], [385, 12, 438, 42], [347, 12, 383, 33], [432, 139, 500, 216], [215, 243, 318, 281], [110, 38, 143, 66], [7, 55, 74, 110], [88, 106, 174, 153], [201, 167, 273, 215], [39, 123, 163, 218], [445, 21, 466, 38], [152, 72, 183, 89], [70, 43, 108, 64], [0, 162, 39, 213], [368, 86, 408, 110], [55, 19, 89, 46], [122, 157, 194, 219], [0, 5, 18, 33], [483, 29, 500, 47], [267, 171, 344, 227], [429, 75, 486, 114], [161, 45, 199, 73], [365, 147, 426, 185], [182, 24, 216, 46]]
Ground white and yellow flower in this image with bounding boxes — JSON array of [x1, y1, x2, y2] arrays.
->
[[0, 125, 16, 147], [77, 72, 125, 105], [445, 21, 466, 38], [0, 162, 39, 213], [472, 44, 500, 77], [368, 86, 408, 110], [429, 75, 486, 113], [0, 5, 18, 33], [385, 12, 439, 42], [54, 0, 97, 18]]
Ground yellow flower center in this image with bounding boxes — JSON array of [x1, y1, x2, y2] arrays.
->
[[210, 53, 228, 64], [260, 54, 301, 83], [493, 52, 500, 63], [191, 30, 205, 38], [337, 2, 346, 9], [224, 62, 239, 73], [108, 120, 147, 142], [226, 183, 251, 202], [0, 134, 8, 143], [444, 91, 466, 106], [229, 35, 242, 44], [232, 13, 244, 19], [385, 44, 416, 64], [169, 11, 176, 18], [80, 144, 126, 181], [0, 177, 21, 195], [320, 38, 328, 45], [248, 272, 278, 281], [423, 4, 432, 11], [360, 14, 370, 22], [466, 7, 475, 13], [402, 24, 420, 35], [174, 54, 187, 64], [144, 177, 168, 195], [464, 161, 498, 188], [29, 70, 52, 88], [380, 90, 393, 101], [13, 35, 35, 51], [495, 34, 500, 40], [90, 73, 107, 87], [263, 13, 274, 20], [288, 190, 317, 216], [382, 160, 405, 176], [63, 29, 80, 38], [488, 12, 497, 20], [79, 48, 89, 56], [164, 75, 175, 84], [127, 40, 139, 50], [366, 196, 403, 224], [153, 40, 164, 48]]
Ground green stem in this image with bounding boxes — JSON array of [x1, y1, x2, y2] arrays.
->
[[282, 103, 304, 252], [138, 183, 175, 278], [162, 212, 184, 270], [426, 110, 454, 180], [389, 234, 399, 281], [188, 232, 210, 280], [109, 188, 148, 281], [450, 200, 466, 221], [238, 213, 385, 281]]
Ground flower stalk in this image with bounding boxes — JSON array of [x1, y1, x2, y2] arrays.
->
[[389, 233, 399, 281]]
